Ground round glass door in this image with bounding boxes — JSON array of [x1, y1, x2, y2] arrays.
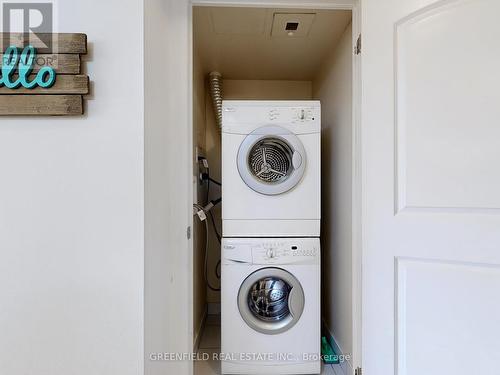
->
[[237, 126, 306, 195], [238, 268, 304, 335], [248, 276, 291, 321]]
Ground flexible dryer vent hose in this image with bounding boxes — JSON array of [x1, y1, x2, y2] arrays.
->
[[208, 71, 223, 131]]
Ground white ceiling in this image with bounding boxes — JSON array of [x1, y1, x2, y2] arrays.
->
[[193, 7, 352, 80]]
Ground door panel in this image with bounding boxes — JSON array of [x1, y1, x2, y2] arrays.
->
[[362, 0, 500, 374], [395, 0, 500, 211], [396, 258, 500, 375]]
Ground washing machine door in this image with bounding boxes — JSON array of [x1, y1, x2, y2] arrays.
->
[[237, 125, 306, 195], [238, 267, 305, 335]]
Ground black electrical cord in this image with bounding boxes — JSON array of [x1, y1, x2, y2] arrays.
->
[[197, 158, 222, 290], [209, 211, 221, 244], [209, 177, 221, 186], [204, 218, 221, 292], [208, 199, 221, 282], [215, 260, 221, 279], [211, 197, 222, 206], [206, 168, 210, 204], [199, 172, 221, 187]]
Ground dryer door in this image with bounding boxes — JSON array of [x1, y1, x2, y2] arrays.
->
[[237, 125, 306, 195], [238, 267, 305, 335]]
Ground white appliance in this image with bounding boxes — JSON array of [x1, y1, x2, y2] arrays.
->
[[221, 237, 321, 375], [222, 100, 321, 237]]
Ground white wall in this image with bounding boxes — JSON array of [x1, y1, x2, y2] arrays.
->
[[313, 22, 353, 356], [0, 1, 144, 375], [144, 0, 193, 374], [193, 41, 208, 347]]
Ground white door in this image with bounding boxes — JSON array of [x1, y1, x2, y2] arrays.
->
[[362, 0, 500, 374]]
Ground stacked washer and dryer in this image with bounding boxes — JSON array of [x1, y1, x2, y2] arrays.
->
[[221, 100, 321, 375]]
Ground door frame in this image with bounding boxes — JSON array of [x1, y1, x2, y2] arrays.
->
[[188, 0, 362, 373]]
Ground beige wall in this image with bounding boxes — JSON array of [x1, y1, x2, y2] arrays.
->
[[204, 79, 313, 303], [222, 80, 312, 100], [312, 22, 353, 355]]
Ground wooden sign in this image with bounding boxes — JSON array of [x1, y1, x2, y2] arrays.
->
[[0, 33, 89, 116]]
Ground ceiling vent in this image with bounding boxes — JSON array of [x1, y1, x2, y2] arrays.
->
[[271, 13, 316, 38]]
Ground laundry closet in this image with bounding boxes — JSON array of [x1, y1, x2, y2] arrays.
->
[[191, 6, 356, 374]]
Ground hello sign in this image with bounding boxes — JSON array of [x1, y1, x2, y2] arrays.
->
[[0, 33, 89, 115], [1, 46, 57, 88]]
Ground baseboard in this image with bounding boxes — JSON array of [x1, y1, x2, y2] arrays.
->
[[207, 302, 221, 315], [322, 321, 354, 375], [193, 306, 208, 351]]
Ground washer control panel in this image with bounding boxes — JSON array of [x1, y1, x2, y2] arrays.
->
[[223, 238, 319, 265], [251, 239, 319, 264]]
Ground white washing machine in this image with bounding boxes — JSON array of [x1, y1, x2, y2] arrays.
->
[[222, 100, 320, 237], [221, 237, 320, 375]]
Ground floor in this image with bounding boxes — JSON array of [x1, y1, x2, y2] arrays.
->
[[195, 314, 345, 375]]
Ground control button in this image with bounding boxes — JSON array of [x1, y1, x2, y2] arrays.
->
[[269, 109, 279, 121], [266, 248, 276, 259]]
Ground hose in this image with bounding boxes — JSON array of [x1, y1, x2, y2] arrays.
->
[[208, 71, 223, 132]]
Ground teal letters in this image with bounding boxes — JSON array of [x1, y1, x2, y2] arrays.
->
[[0, 46, 56, 89]]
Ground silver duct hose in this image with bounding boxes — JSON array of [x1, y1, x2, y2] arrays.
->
[[208, 71, 223, 131]]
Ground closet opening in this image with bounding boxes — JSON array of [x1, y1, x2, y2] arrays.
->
[[191, 4, 359, 374]]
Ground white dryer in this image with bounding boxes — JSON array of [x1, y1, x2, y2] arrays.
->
[[222, 100, 320, 237], [221, 237, 321, 375]]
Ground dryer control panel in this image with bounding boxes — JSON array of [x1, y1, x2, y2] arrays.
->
[[267, 107, 316, 123], [222, 100, 321, 135]]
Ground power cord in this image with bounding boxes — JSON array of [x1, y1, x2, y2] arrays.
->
[[200, 173, 221, 186], [203, 218, 221, 292], [208, 210, 222, 280], [209, 211, 221, 244], [193, 202, 221, 292], [195, 156, 222, 292]]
